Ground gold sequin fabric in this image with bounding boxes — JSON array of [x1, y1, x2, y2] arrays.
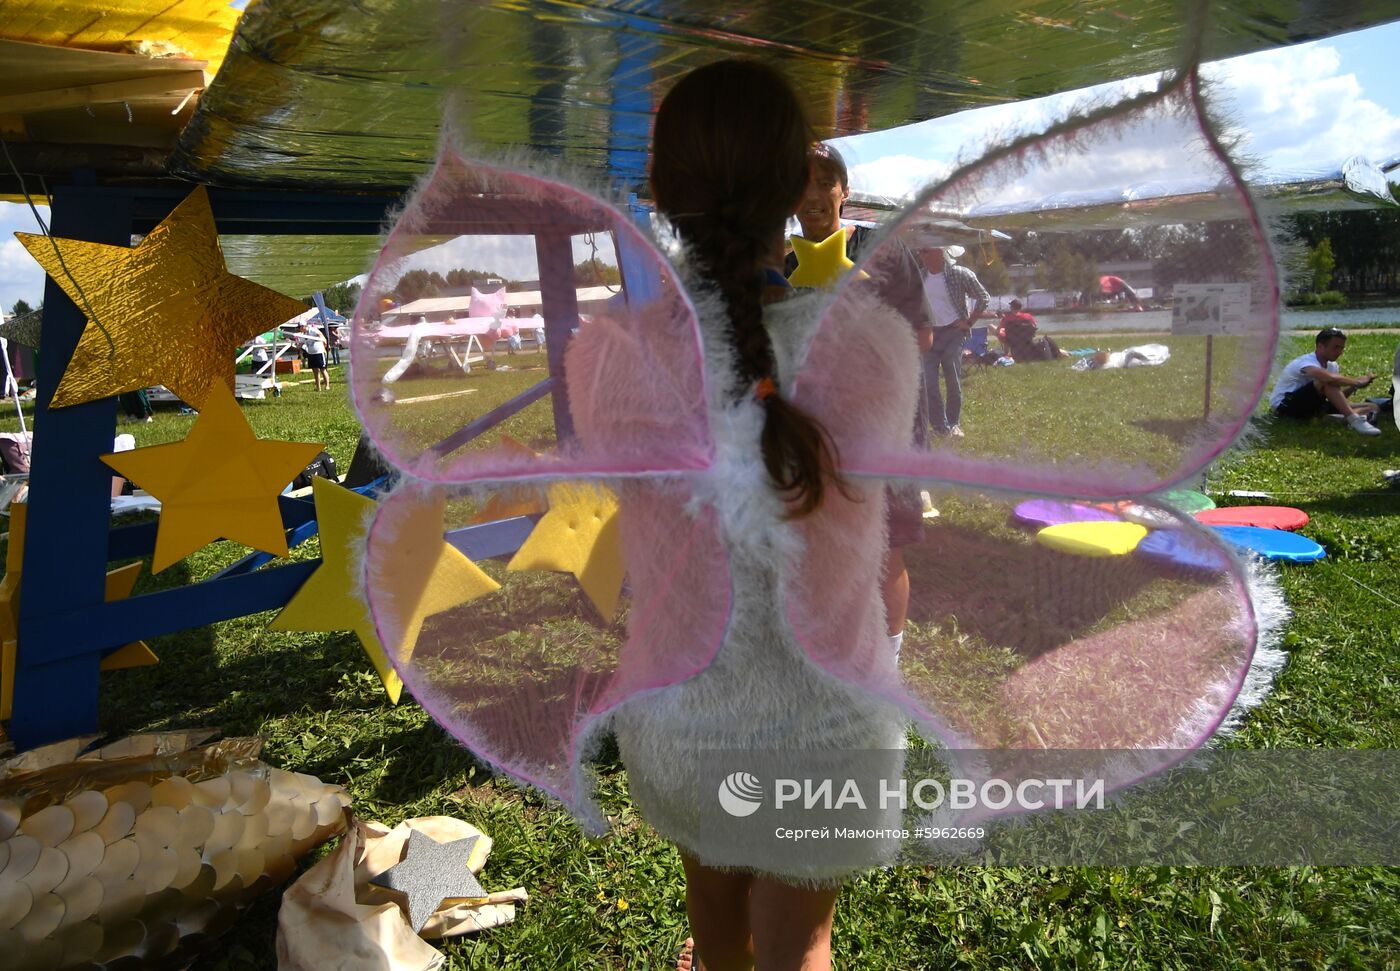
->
[[0, 731, 348, 969]]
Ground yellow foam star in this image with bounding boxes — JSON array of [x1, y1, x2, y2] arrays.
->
[[16, 186, 309, 409], [0, 502, 26, 720], [371, 489, 500, 666], [507, 483, 623, 621], [101, 387, 325, 572], [270, 478, 405, 704], [99, 563, 159, 671], [788, 228, 856, 288], [1, 507, 156, 718]]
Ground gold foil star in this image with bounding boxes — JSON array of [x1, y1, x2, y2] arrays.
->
[[15, 186, 309, 409], [271, 479, 404, 704], [371, 489, 500, 665], [101, 387, 325, 572], [507, 483, 623, 620], [788, 228, 856, 288]]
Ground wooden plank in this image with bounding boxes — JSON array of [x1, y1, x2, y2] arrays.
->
[[0, 38, 206, 96], [0, 69, 205, 115]]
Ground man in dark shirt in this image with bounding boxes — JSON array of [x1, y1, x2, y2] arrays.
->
[[785, 143, 936, 660]]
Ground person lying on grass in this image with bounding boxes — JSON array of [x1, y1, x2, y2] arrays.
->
[[1269, 327, 1380, 436]]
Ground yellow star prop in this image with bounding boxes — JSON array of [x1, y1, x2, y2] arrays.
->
[[16, 186, 309, 409], [1, 506, 156, 719], [100, 563, 159, 671], [507, 483, 623, 621], [101, 387, 325, 572], [788, 228, 856, 288], [0, 502, 26, 721], [271, 479, 405, 704], [371, 489, 500, 666]]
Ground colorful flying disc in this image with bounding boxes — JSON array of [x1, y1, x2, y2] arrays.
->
[[1036, 521, 1148, 557], [1194, 505, 1309, 531], [1211, 525, 1326, 563], [1013, 500, 1120, 529], [1114, 503, 1178, 528], [1135, 528, 1232, 573], [1157, 489, 1215, 513]]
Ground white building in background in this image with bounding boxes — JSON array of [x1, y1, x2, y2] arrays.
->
[[383, 286, 621, 323]]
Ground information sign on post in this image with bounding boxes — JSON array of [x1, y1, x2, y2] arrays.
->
[[1170, 283, 1252, 417]]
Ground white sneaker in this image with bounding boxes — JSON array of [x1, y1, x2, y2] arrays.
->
[[920, 491, 940, 519], [949, 424, 965, 438], [1347, 414, 1381, 436]]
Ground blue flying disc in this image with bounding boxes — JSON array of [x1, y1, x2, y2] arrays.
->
[[1212, 525, 1326, 563]]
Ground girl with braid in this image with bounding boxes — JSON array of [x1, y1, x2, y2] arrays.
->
[[588, 59, 914, 971]]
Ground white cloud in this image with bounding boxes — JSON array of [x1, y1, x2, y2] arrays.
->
[[0, 203, 49, 314], [840, 34, 1400, 206], [846, 154, 953, 199], [1206, 44, 1400, 171]]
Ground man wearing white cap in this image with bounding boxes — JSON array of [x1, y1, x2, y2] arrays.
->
[[919, 245, 989, 437]]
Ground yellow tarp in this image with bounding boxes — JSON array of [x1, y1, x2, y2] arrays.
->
[[0, 0, 241, 76]]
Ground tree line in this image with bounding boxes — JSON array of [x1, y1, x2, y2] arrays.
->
[[1284, 209, 1400, 296], [963, 222, 1258, 299], [367, 261, 622, 307]]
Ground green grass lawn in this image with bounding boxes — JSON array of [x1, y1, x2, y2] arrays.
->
[[3, 335, 1398, 969]]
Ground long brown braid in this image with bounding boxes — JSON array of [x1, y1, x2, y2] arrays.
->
[[651, 59, 843, 517]]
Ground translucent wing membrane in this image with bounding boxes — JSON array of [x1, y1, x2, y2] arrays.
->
[[789, 488, 1262, 823], [363, 479, 732, 824], [811, 74, 1278, 495], [351, 149, 712, 485]]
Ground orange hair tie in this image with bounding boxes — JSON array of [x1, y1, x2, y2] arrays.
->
[[754, 377, 778, 402]]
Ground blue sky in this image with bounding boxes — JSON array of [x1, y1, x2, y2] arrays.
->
[[4, 20, 1400, 312]]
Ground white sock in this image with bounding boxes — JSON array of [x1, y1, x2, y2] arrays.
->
[[890, 630, 904, 663]]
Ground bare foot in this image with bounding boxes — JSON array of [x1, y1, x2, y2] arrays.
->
[[676, 937, 695, 970]]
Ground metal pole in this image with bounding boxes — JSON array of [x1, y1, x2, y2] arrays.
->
[[1204, 334, 1214, 419]]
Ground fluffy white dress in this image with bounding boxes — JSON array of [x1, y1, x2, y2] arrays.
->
[[608, 290, 912, 882]]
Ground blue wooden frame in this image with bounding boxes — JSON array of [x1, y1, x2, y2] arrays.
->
[[6, 103, 667, 746]]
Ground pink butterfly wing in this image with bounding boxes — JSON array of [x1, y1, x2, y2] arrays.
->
[[365, 479, 731, 825], [350, 147, 714, 484], [784, 75, 1276, 823], [797, 74, 1280, 495], [354, 149, 730, 820]]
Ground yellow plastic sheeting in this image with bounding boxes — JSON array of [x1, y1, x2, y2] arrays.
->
[[0, 0, 241, 76]]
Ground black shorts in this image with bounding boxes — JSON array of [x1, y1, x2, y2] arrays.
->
[[1274, 382, 1332, 419], [307, 352, 327, 370]]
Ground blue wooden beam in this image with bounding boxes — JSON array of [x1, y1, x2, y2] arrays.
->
[[12, 182, 136, 749], [131, 187, 399, 236], [535, 233, 580, 442], [445, 516, 538, 561], [430, 377, 555, 457], [107, 493, 316, 564], [18, 561, 319, 664], [108, 520, 159, 561]]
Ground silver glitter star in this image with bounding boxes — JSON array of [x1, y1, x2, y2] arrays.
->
[[370, 828, 487, 931]]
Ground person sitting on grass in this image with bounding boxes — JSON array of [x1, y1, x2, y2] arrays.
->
[[998, 299, 1067, 362], [1269, 327, 1379, 436]]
